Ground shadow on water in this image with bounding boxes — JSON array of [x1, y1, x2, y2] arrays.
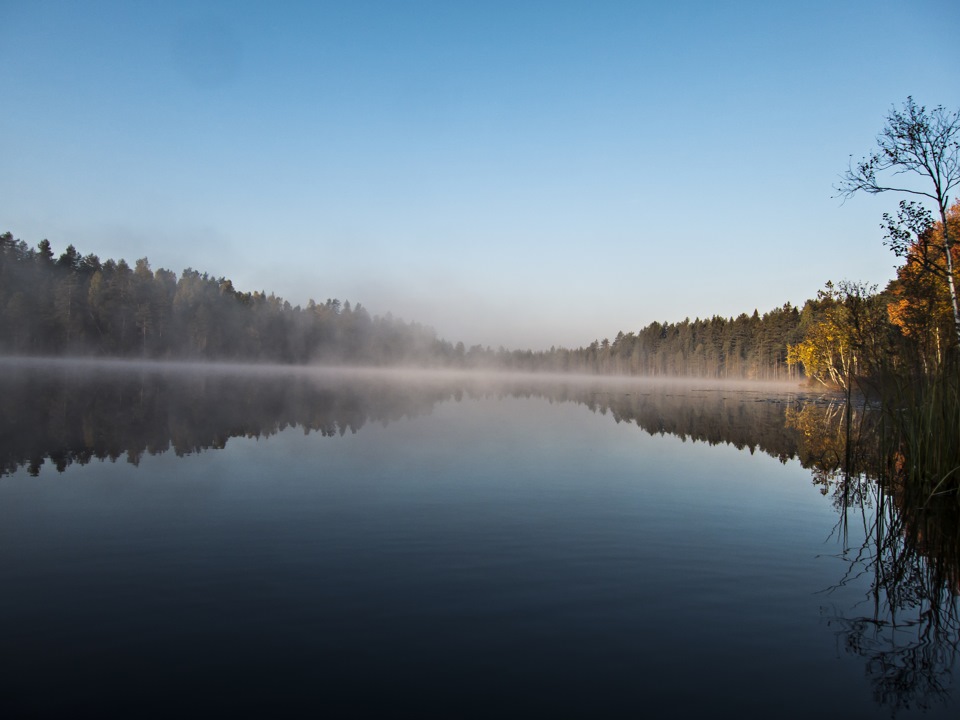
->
[[2, 358, 959, 714]]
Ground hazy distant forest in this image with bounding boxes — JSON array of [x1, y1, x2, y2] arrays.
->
[[2, 199, 958, 384]]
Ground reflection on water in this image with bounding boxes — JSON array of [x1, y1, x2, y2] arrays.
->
[[1, 358, 832, 476], [1, 358, 958, 715], [822, 479, 960, 713], [795, 400, 960, 714], [0, 359, 454, 474]]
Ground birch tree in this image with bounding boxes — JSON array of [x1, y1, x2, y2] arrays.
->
[[837, 98, 960, 350]]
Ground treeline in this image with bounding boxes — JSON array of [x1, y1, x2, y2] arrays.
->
[[486, 201, 960, 382], [489, 305, 805, 378], [1, 230, 814, 377], [4, 214, 955, 382], [0, 233, 459, 364]]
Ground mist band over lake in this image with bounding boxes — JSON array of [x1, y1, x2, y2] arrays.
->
[[2, 360, 956, 717]]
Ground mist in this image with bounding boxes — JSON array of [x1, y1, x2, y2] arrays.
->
[[1, 354, 825, 480]]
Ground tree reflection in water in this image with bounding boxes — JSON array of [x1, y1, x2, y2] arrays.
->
[[2, 359, 958, 712], [1, 361, 826, 476], [787, 398, 960, 713]]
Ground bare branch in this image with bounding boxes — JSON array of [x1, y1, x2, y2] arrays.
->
[[839, 98, 960, 351], [836, 98, 960, 208]]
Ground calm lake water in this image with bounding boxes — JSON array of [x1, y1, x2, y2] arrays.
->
[[1, 360, 957, 717]]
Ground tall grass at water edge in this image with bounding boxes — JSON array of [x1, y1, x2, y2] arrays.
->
[[882, 366, 960, 503]]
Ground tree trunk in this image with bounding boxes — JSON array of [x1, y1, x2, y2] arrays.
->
[[937, 204, 960, 353]]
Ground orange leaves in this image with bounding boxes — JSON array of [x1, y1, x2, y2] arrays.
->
[[884, 200, 960, 368]]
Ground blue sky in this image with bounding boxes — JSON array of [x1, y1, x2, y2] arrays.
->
[[2, 0, 958, 349]]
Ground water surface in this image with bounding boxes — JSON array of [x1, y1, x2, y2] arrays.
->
[[1, 361, 956, 716]]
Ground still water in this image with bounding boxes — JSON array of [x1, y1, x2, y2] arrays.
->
[[1, 360, 957, 717]]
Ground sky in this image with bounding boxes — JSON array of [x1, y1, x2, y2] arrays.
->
[[2, 0, 959, 350]]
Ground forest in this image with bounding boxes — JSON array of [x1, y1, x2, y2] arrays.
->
[[0, 227, 807, 376], [2, 202, 957, 384], [0, 233, 458, 366], [0, 227, 847, 378]]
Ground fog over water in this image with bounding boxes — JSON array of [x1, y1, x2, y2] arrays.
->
[[0, 355, 839, 478], [0, 355, 819, 408], [1, 355, 812, 388]]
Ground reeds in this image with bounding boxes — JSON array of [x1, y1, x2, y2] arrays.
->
[[880, 364, 960, 503]]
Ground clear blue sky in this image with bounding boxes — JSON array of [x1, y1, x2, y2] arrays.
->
[[2, 0, 958, 350]]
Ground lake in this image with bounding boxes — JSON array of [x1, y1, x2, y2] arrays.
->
[[1, 359, 957, 717]]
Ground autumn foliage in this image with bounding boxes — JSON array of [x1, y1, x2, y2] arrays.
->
[[787, 201, 960, 388], [886, 201, 960, 374]]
